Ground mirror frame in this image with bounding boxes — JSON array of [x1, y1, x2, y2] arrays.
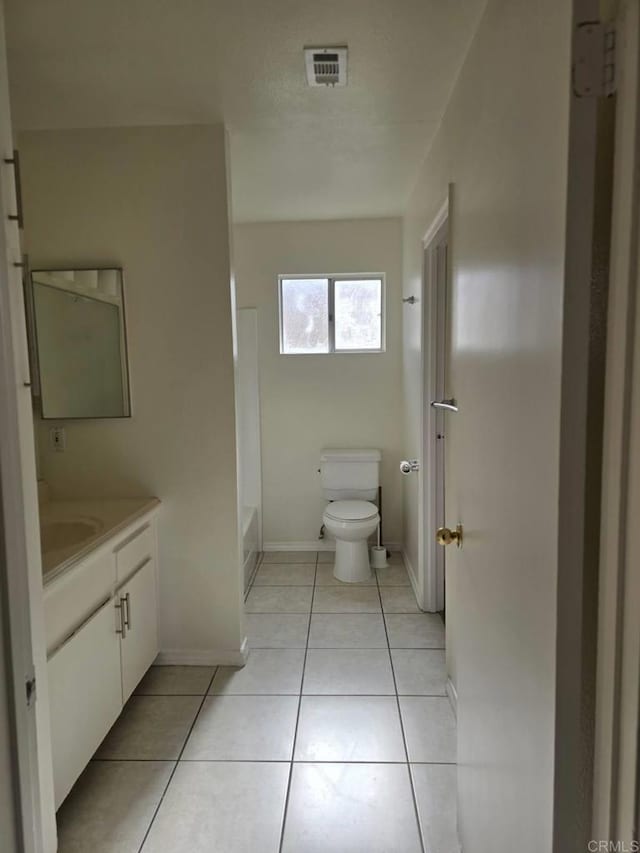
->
[[25, 266, 133, 420]]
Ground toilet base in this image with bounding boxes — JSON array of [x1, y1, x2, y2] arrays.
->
[[333, 538, 373, 583]]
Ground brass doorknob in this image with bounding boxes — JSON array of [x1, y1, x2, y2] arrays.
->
[[436, 524, 463, 548]]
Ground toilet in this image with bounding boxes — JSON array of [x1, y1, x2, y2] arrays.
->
[[320, 449, 381, 583]]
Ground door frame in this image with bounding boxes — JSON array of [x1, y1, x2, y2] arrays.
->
[[592, 0, 640, 841], [420, 189, 451, 613], [0, 160, 43, 851], [553, 0, 620, 848], [0, 2, 57, 849]]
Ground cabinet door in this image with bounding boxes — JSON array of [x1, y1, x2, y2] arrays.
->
[[119, 558, 159, 702], [48, 597, 122, 809]]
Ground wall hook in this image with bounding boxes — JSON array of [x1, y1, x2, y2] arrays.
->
[[402, 296, 418, 305]]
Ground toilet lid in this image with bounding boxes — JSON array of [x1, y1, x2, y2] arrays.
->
[[324, 500, 379, 522]]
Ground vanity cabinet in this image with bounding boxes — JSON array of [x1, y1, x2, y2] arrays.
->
[[45, 512, 159, 808]]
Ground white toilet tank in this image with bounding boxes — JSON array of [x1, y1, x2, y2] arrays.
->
[[320, 448, 381, 500]]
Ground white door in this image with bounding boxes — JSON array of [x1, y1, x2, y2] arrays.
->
[[119, 558, 159, 702], [438, 4, 613, 849]]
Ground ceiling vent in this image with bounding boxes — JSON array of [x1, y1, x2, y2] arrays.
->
[[304, 46, 348, 87]]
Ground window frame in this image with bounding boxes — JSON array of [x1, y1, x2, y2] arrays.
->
[[278, 273, 386, 355]]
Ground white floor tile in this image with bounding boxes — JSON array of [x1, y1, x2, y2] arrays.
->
[[253, 563, 316, 586], [135, 666, 215, 696], [315, 564, 376, 586], [380, 587, 421, 613], [400, 697, 457, 763], [303, 649, 395, 695], [391, 649, 447, 695], [281, 763, 422, 853], [57, 761, 173, 853], [294, 696, 406, 762], [385, 614, 446, 648], [312, 586, 381, 613], [245, 586, 313, 613], [246, 614, 309, 648], [182, 695, 298, 761], [376, 564, 411, 586], [210, 649, 305, 695], [262, 551, 317, 563], [308, 613, 388, 648], [58, 538, 459, 852], [411, 764, 460, 853], [96, 696, 202, 760], [141, 761, 289, 853]]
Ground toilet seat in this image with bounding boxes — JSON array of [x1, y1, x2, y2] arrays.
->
[[324, 500, 378, 523]]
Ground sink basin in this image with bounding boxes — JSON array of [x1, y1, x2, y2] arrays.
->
[[40, 517, 103, 552]]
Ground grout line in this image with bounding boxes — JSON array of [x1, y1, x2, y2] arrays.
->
[[202, 692, 448, 697], [277, 551, 318, 853], [175, 758, 456, 765], [93, 756, 456, 765], [375, 570, 427, 853], [96, 691, 449, 705], [202, 691, 392, 697], [249, 645, 444, 650], [130, 691, 447, 698], [246, 612, 313, 615], [133, 692, 216, 697], [135, 666, 219, 852], [91, 757, 188, 763]]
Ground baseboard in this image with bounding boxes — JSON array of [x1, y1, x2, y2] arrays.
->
[[402, 548, 423, 610], [264, 540, 403, 552], [446, 677, 458, 718], [157, 637, 249, 667]]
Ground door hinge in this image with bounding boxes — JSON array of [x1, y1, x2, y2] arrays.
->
[[25, 675, 36, 708], [573, 21, 617, 97]]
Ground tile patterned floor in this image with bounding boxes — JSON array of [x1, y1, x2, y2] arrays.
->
[[57, 551, 459, 853]]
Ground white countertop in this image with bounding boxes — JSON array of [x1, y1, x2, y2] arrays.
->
[[40, 497, 161, 584]]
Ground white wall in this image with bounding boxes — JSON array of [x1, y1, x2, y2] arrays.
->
[[234, 218, 404, 548], [20, 125, 245, 663], [401, 0, 570, 848]]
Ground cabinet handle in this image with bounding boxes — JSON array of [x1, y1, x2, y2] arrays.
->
[[115, 599, 126, 639], [4, 151, 24, 229], [123, 592, 131, 631]]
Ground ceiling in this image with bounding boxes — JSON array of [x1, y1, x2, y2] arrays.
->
[[4, 1, 485, 222]]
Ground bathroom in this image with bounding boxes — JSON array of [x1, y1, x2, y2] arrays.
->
[[4, 0, 630, 850], [10, 123, 452, 852]]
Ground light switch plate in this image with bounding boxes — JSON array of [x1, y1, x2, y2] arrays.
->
[[50, 427, 66, 452]]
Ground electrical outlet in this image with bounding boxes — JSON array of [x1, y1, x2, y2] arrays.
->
[[50, 427, 66, 452]]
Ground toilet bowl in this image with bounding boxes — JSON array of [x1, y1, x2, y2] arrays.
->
[[323, 499, 380, 583]]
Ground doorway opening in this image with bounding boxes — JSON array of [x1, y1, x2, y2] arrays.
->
[[421, 194, 451, 615]]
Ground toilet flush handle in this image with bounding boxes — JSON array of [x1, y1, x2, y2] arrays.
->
[[400, 460, 420, 475]]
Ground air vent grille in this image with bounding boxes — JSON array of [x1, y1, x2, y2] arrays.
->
[[304, 46, 347, 87]]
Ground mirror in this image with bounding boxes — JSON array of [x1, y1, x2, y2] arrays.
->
[[28, 268, 131, 419]]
